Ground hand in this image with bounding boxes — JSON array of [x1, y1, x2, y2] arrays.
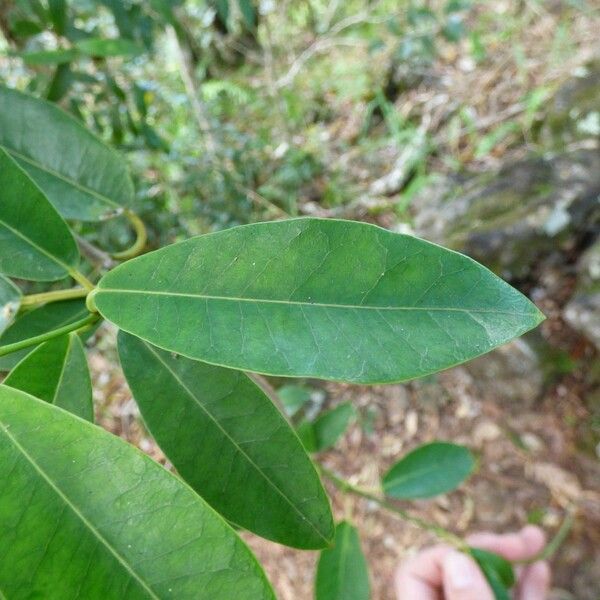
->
[[394, 525, 550, 600]]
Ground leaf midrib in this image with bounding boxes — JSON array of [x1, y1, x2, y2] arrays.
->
[[0, 418, 158, 599], [98, 288, 537, 317], [3, 146, 121, 210], [142, 341, 331, 546]]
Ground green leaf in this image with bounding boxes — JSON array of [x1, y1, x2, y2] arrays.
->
[[315, 522, 370, 600], [75, 37, 144, 58], [313, 402, 356, 451], [4, 333, 93, 421], [0, 385, 275, 599], [237, 0, 256, 29], [0, 85, 134, 221], [0, 276, 21, 336], [16, 48, 78, 65], [278, 384, 311, 417], [0, 299, 90, 371], [118, 332, 334, 549], [382, 441, 475, 499], [0, 148, 79, 282], [92, 218, 544, 384], [470, 548, 515, 600]]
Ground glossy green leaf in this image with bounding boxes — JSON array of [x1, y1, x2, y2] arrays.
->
[[470, 548, 515, 600], [0, 148, 79, 281], [0, 299, 90, 371], [5, 333, 93, 421], [118, 332, 334, 549], [315, 522, 370, 600], [92, 218, 544, 384], [298, 402, 357, 453], [0, 385, 275, 600], [382, 442, 475, 499], [0, 85, 134, 221], [278, 384, 311, 417], [0, 275, 21, 335], [75, 38, 144, 58]]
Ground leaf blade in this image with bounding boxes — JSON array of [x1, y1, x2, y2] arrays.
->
[[382, 442, 475, 499], [118, 332, 334, 549], [0, 148, 79, 281], [0, 85, 134, 221], [315, 522, 370, 600], [0, 385, 275, 600], [93, 218, 544, 384], [5, 333, 93, 421], [0, 276, 21, 335]]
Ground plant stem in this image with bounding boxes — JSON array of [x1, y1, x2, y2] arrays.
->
[[0, 314, 99, 357], [516, 505, 576, 565], [20, 287, 89, 308], [68, 268, 95, 291], [111, 209, 148, 261], [319, 465, 468, 550]]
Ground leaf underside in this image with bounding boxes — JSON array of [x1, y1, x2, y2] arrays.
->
[[118, 331, 334, 549], [0, 275, 21, 335], [94, 218, 544, 384], [0, 386, 275, 600]]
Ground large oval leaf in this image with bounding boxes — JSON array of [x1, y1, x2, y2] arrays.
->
[[0, 275, 21, 335], [92, 218, 544, 384], [315, 522, 370, 600], [0, 385, 275, 599], [0, 299, 90, 371], [0, 85, 134, 221], [5, 333, 93, 421], [382, 441, 475, 499], [0, 148, 80, 281], [118, 331, 334, 549]]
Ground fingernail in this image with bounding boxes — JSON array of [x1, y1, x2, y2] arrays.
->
[[445, 551, 479, 589]]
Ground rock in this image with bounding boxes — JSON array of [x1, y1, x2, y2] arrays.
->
[[541, 61, 600, 148], [465, 339, 544, 407], [415, 149, 600, 280], [564, 239, 600, 350]]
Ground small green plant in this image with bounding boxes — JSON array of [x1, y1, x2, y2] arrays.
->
[[0, 85, 549, 600]]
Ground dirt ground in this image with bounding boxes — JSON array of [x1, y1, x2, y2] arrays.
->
[[91, 314, 600, 600]]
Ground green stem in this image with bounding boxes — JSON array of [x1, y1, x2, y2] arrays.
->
[[20, 287, 89, 308], [319, 465, 468, 550], [0, 314, 99, 357], [516, 506, 576, 565], [68, 268, 95, 292], [111, 209, 148, 261]]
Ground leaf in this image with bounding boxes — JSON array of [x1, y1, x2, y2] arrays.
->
[[382, 442, 475, 499], [278, 384, 311, 417], [470, 548, 515, 600], [237, 0, 256, 29], [4, 333, 93, 421], [75, 37, 144, 58], [0, 299, 90, 371], [0, 148, 80, 282], [48, 0, 68, 35], [0, 386, 275, 599], [313, 402, 357, 451], [16, 48, 78, 65], [315, 522, 370, 600], [0, 85, 134, 221], [0, 276, 21, 336], [118, 332, 334, 549], [92, 218, 544, 384]]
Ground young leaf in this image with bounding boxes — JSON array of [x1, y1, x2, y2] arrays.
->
[[0, 385, 275, 600], [0, 148, 80, 281], [75, 38, 144, 58], [470, 548, 515, 600], [0, 85, 134, 221], [312, 402, 357, 452], [4, 333, 93, 421], [0, 299, 90, 371], [382, 442, 475, 499], [118, 332, 334, 550], [91, 218, 544, 384], [0, 275, 21, 335], [315, 522, 370, 600]]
